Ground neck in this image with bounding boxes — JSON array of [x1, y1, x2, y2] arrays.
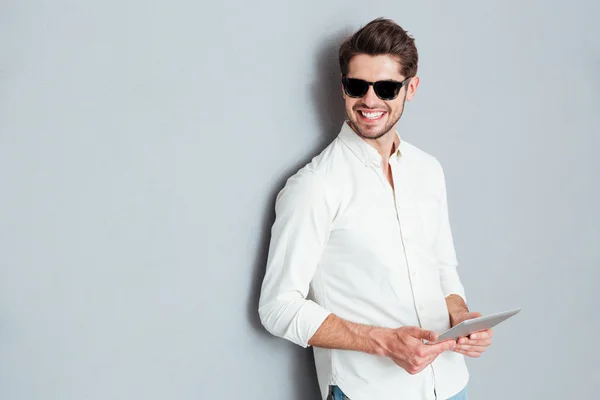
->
[[346, 121, 400, 163], [364, 129, 400, 162]]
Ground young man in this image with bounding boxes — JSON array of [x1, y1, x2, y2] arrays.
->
[[258, 18, 492, 400]]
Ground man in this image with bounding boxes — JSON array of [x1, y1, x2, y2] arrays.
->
[[258, 18, 492, 400]]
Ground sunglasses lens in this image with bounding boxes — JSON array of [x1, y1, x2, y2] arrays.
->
[[374, 81, 401, 100], [343, 78, 369, 98]]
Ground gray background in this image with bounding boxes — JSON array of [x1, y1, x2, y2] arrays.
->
[[1, 0, 598, 399]]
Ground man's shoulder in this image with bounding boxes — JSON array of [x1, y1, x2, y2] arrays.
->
[[290, 137, 345, 183], [279, 138, 342, 197], [401, 139, 443, 171]]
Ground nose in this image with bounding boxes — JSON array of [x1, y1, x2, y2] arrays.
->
[[362, 85, 380, 108]]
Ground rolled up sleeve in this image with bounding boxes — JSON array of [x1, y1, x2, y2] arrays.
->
[[258, 169, 333, 347]]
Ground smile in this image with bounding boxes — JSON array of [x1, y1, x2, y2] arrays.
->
[[358, 110, 386, 120]]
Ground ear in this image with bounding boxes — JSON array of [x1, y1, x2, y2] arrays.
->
[[405, 76, 420, 102], [340, 74, 346, 99]]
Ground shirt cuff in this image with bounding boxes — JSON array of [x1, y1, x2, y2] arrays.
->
[[283, 300, 332, 348]]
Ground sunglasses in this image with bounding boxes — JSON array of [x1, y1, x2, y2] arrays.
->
[[341, 76, 411, 100]]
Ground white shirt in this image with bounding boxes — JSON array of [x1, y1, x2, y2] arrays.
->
[[259, 122, 469, 400]]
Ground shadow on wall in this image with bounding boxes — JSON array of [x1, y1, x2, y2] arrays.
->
[[246, 28, 350, 400]]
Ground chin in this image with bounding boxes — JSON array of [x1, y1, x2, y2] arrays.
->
[[352, 121, 389, 140]]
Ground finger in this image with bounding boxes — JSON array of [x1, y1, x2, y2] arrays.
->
[[457, 337, 492, 347], [419, 339, 456, 356], [469, 329, 493, 340], [425, 338, 456, 346], [473, 338, 492, 346], [458, 336, 492, 345], [455, 344, 488, 353]]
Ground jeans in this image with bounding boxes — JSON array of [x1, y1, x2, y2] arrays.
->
[[328, 385, 468, 400]]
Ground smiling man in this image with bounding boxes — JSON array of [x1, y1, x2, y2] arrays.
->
[[259, 18, 492, 400]]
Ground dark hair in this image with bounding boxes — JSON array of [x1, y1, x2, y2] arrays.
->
[[339, 18, 418, 78]]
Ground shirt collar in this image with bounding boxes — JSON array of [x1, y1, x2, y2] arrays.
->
[[338, 121, 403, 167]]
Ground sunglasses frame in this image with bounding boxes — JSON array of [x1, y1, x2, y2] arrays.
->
[[341, 75, 412, 100]]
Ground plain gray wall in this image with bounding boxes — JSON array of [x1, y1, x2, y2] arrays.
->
[[1, 0, 598, 399]]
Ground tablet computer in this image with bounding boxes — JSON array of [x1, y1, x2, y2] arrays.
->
[[433, 308, 521, 343]]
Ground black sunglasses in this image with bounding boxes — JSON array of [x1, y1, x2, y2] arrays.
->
[[341, 76, 411, 100]]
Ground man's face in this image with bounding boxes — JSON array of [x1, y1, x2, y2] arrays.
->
[[343, 54, 418, 140]]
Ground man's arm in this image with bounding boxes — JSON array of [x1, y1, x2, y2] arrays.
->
[[435, 162, 493, 357], [258, 169, 456, 373], [309, 313, 457, 375], [445, 293, 493, 358], [258, 170, 333, 348], [434, 163, 467, 303], [445, 293, 469, 327], [308, 314, 376, 353]]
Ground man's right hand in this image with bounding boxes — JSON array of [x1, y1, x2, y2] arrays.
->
[[370, 326, 456, 375], [308, 314, 456, 375]]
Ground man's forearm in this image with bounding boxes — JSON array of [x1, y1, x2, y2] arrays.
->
[[308, 313, 382, 355], [445, 294, 469, 326], [310, 297, 468, 352]]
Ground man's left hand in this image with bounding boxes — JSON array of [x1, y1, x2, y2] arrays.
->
[[450, 311, 493, 358]]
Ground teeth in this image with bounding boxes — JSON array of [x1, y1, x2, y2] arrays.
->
[[360, 111, 384, 119]]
